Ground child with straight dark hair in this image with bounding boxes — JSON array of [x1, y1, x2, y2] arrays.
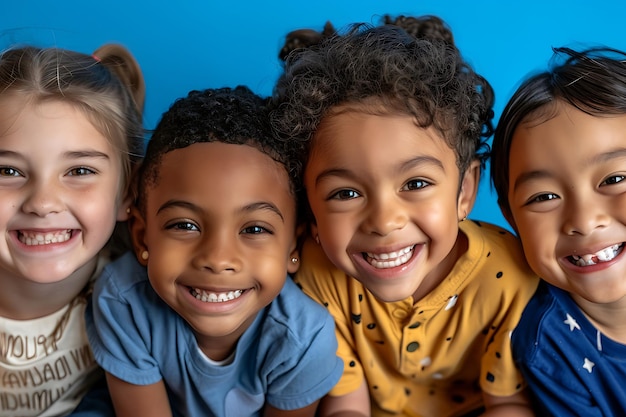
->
[[86, 86, 343, 417], [491, 46, 626, 416], [271, 21, 539, 417]]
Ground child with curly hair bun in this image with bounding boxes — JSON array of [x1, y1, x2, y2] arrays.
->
[[271, 22, 539, 417]]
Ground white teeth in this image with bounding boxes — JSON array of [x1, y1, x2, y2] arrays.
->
[[365, 245, 414, 269], [191, 288, 243, 303], [570, 244, 622, 266], [19, 230, 72, 246]]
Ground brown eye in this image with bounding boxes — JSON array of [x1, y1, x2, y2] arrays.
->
[[0, 167, 20, 177], [68, 167, 96, 176], [403, 179, 430, 191], [330, 189, 359, 200]]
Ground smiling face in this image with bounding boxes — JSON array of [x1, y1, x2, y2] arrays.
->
[[305, 110, 478, 302], [132, 142, 298, 359], [507, 101, 626, 306], [0, 97, 127, 286]]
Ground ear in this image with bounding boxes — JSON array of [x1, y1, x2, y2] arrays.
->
[[500, 204, 519, 234], [116, 194, 133, 222], [128, 206, 149, 266], [309, 222, 319, 244], [287, 223, 306, 274], [457, 160, 480, 221]]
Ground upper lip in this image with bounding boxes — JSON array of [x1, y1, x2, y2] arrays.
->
[[365, 244, 414, 259], [563, 241, 624, 258], [356, 242, 417, 256]]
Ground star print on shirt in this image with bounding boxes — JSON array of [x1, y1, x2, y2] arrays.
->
[[563, 313, 581, 331], [583, 358, 595, 373]]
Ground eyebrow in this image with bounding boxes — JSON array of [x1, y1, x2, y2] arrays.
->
[[0, 149, 110, 160], [156, 200, 285, 222], [512, 148, 626, 192], [314, 155, 445, 186]]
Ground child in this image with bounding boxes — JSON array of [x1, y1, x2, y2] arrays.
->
[[491, 46, 626, 416], [270, 24, 539, 416], [85, 86, 343, 417], [0, 44, 144, 416]]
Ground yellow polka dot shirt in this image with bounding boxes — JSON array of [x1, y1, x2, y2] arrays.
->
[[294, 220, 539, 417]]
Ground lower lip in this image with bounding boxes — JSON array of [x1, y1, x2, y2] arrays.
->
[[563, 248, 624, 273], [13, 231, 79, 253]]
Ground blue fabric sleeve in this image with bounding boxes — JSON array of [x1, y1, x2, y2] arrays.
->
[[85, 258, 163, 386], [264, 298, 343, 410]]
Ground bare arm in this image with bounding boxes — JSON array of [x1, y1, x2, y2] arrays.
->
[[106, 372, 172, 417], [482, 390, 535, 417], [316, 379, 370, 417]]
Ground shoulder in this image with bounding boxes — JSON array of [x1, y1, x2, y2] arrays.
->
[[269, 278, 334, 328], [296, 236, 351, 289], [93, 251, 152, 301], [513, 281, 556, 336], [463, 220, 537, 279], [463, 219, 522, 253]]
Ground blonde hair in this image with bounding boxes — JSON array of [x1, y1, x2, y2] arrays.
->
[[0, 43, 145, 192]]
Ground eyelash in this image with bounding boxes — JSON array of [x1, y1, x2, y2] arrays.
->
[[0, 166, 97, 178], [329, 189, 360, 201], [0, 167, 22, 177], [603, 175, 625, 185], [164, 222, 272, 235], [166, 221, 199, 231], [67, 167, 97, 176], [403, 179, 430, 191]]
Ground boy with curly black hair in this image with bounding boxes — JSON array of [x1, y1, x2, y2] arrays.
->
[[86, 86, 342, 417]]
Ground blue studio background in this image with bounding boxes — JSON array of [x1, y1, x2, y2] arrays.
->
[[3, 0, 626, 230]]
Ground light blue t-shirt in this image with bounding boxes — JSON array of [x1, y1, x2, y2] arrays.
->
[[85, 252, 343, 417], [512, 280, 626, 416]]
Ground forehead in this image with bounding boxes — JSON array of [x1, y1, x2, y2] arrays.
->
[[0, 97, 114, 151], [148, 142, 294, 210], [509, 104, 626, 181], [312, 110, 452, 162]]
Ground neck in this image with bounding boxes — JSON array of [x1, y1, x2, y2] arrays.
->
[[0, 257, 97, 320], [572, 293, 626, 344]]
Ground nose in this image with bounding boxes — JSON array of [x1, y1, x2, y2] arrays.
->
[[192, 230, 241, 274], [21, 178, 65, 217], [362, 195, 408, 236], [562, 195, 609, 236]]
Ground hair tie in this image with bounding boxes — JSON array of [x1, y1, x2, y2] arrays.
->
[[92, 54, 101, 62]]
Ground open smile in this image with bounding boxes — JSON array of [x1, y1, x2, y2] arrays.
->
[[18, 229, 73, 246], [189, 287, 247, 303], [363, 245, 415, 269], [568, 243, 624, 266]]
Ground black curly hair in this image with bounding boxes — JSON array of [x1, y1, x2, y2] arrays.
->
[[270, 24, 494, 186], [136, 86, 302, 216]]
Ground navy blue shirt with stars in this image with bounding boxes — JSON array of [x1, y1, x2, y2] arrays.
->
[[512, 280, 626, 416]]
